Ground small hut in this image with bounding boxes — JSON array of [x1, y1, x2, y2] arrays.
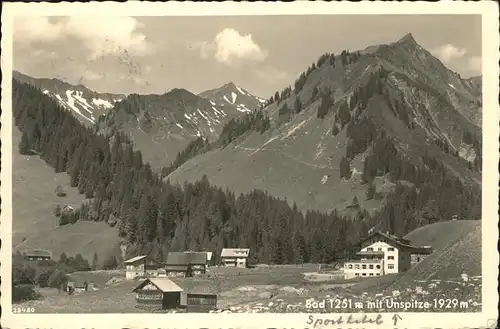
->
[[186, 286, 218, 313], [133, 278, 183, 310]]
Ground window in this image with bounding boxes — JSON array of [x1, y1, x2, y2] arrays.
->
[[388, 247, 395, 251], [388, 264, 394, 269], [378, 247, 383, 251], [369, 273, 374, 276], [388, 256, 394, 260], [362, 265, 367, 269], [417, 257, 421, 262], [376, 265, 381, 269], [376, 273, 380, 276], [348, 264, 353, 269], [354, 264, 360, 269], [369, 265, 374, 269], [362, 273, 367, 276], [355, 273, 359, 276], [367, 247, 374, 251]]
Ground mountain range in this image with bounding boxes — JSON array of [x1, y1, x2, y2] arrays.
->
[[14, 70, 265, 168], [14, 33, 482, 216], [166, 33, 482, 214], [12, 71, 125, 125]]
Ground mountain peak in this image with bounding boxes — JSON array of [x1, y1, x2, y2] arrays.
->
[[222, 81, 238, 89], [396, 33, 418, 46]]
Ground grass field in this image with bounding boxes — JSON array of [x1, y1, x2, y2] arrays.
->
[[12, 126, 120, 263], [15, 259, 481, 313]]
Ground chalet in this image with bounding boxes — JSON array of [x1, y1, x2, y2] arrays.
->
[[343, 231, 433, 279], [61, 205, 75, 215], [165, 252, 207, 278], [24, 249, 52, 261], [125, 255, 162, 280], [220, 248, 250, 268], [186, 286, 218, 313], [133, 278, 183, 311]]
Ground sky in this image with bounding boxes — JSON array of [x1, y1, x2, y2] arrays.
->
[[13, 15, 481, 98]]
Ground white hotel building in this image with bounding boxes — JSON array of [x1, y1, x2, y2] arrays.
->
[[343, 231, 433, 279]]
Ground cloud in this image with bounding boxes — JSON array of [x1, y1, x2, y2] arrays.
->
[[14, 16, 153, 60], [192, 28, 267, 65], [431, 44, 467, 64], [467, 56, 482, 74]]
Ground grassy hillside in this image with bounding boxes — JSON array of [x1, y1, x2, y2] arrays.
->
[[391, 220, 481, 287], [167, 37, 481, 216], [168, 108, 383, 214], [12, 126, 120, 263]]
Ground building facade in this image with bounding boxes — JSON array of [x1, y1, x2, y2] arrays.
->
[[133, 278, 183, 311], [343, 232, 433, 279], [220, 248, 250, 268], [24, 249, 52, 261], [125, 255, 161, 280]]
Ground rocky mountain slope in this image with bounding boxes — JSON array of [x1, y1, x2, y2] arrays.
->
[[166, 33, 482, 214], [13, 71, 125, 125], [97, 85, 264, 168], [198, 81, 267, 113]]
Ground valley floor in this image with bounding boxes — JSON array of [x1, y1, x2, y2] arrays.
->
[[14, 265, 481, 314]]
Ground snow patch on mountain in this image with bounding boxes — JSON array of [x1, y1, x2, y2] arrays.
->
[[235, 85, 246, 95], [92, 98, 114, 109]]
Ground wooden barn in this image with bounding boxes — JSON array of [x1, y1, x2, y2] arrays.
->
[[133, 278, 183, 310], [186, 286, 218, 313], [24, 249, 52, 261], [165, 252, 207, 277]]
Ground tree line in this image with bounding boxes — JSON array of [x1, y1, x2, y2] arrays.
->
[[12, 251, 92, 302], [13, 80, 377, 268]]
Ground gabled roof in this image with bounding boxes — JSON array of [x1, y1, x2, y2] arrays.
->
[[124, 255, 147, 264], [166, 252, 207, 266], [133, 278, 183, 293], [359, 231, 433, 254], [25, 249, 52, 258], [188, 285, 218, 296], [221, 248, 250, 258]]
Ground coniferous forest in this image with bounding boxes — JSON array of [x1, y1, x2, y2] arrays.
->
[[13, 76, 481, 266]]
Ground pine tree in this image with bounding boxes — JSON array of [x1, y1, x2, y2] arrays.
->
[[366, 183, 376, 200], [332, 124, 340, 136], [294, 98, 302, 113], [19, 130, 30, 155], [92, 252, 99, 270], [340, 157, 352, 179]]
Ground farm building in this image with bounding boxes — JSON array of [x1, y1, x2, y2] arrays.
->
[[186, 286, 218, 313], [133, 278, 183, 311], [24, 249, 52, 261], [125, 255, 162, 280], [220, 248, 250, 268], [66, 281, 95, 294], [343, 231, 433, 279], [165, 252, 207, 277]]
